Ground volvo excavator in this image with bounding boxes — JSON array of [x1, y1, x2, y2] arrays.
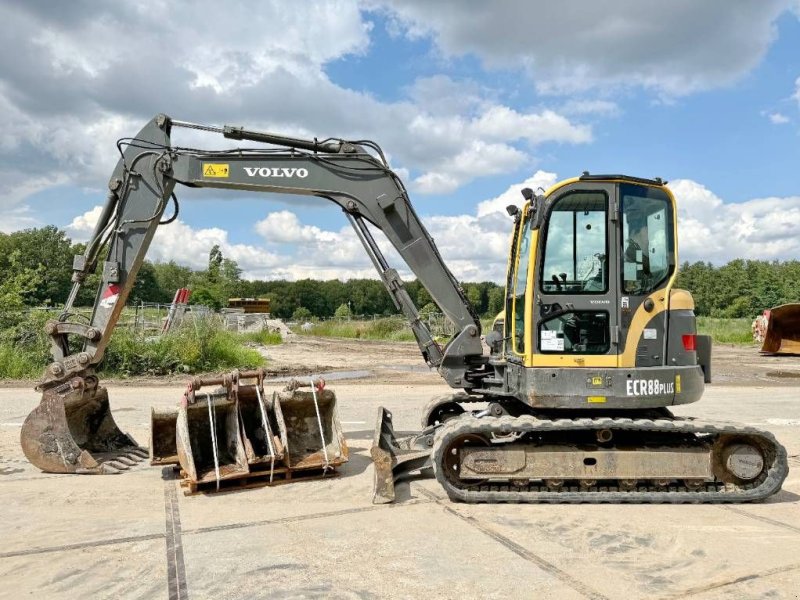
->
[[21, 114, 788, 503]]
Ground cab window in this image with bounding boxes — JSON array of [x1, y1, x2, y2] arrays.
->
[[541, 191, 608, 294], [620, 184, 674, 295], [538, 311, 610, 354], [512, 218, 533, 353]]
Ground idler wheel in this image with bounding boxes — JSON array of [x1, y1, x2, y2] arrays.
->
[[722, 444, 764, 481], [442, 433, 490, 487]]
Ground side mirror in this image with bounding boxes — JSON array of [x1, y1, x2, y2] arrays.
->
[[521, 188, 534, 201], [505, 205, 519, 217]]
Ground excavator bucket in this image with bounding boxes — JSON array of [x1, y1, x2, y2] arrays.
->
[[150, 407, 179, 466], [275, 381, 348, 471], [370, 407, 434, 504], [176, 392, 250, 486], [21, 380, 146, 474], [758, 304, 800, 355], [171, 369, 295, 491], [152, 371, 348, 492], [238, 382, 286, 468]]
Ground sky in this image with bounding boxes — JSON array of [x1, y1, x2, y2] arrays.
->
[[1, 0, 799, 282]]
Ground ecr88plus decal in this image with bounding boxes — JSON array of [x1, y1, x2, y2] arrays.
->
[[626, 379, 675, 396]]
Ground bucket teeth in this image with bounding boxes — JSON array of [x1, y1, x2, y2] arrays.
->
[[104, 460, 131, 471]]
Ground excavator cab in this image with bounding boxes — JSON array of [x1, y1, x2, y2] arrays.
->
[[502, 175, 708, 398]]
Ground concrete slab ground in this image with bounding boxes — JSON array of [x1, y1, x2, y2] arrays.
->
[[1, 382, 799, 600]]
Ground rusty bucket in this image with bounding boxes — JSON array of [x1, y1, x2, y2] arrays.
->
[[176, 391, 250, 487], [237, 371, 286, 469], [274, 379, 348, 472], [758, 304, 800, 355], [150, 407, 179, 466], [21, 376, 146, 474]]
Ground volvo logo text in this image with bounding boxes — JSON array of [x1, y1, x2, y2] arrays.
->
[[243, 167, 309, 178]]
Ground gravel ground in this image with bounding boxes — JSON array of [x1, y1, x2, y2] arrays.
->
[[1, 338, 799, 599]]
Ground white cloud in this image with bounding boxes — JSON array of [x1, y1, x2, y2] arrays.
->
[[669, 179, 800, 263], [0, 205, 40, 233], [412, 140, 529, 194], [375, 0, 791, 97], [0, 2, 591, 230], [66, 205, 104, 235], [476, 171, 559, 217], [767, 112, 790, 124], [562, 99, 620, 117], [472, 107, 591, 144], [794, 76, 800, 106], [67, 205, 284, 279]]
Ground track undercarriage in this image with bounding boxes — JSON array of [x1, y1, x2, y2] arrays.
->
[[373, 395, 789, 504]]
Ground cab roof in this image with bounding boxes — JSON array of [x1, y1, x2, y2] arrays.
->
[[578, 172, 666, 186]]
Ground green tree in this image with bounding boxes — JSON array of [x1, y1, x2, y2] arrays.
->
[[334, 303, 352, 319], [487, 286, 505, 316], [292, 306, 313, 321], [152, 261, 194, 301], [208, 244, 223, 283], [189, 286, 225, 310], [0, 250, 44, 328], [130, 261, 162, 303], [415, 285, 432, 308], [466, 284, 483, 314], [221, 258, 243, 295], [0, 226, 73, 304], [419, 302, 438, 317]]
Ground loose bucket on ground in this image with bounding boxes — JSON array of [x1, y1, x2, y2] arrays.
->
[[754, 304, 800, 355], [150, 370, 348, 494]]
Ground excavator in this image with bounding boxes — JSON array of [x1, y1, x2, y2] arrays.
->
[[20, 114, 788, 503]]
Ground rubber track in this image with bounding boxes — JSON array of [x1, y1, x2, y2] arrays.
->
[[431, 414, 789, 504], [420, 392, 481, 427]]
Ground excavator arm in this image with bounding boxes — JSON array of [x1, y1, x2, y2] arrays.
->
[[22, 114, 488, 474], [50, 114, 485, 388]]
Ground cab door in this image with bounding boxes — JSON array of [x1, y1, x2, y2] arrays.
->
[[616, 183, 676, 366], [531, 183, 619, 367]]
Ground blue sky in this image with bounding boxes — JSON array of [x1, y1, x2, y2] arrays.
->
[[1, 1, 799, 281]]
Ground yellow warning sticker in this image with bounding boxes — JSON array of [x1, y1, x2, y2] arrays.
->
[[587, 396, 607, 403], [591, 376, 603, 386], [202, 163, 229, 178], [675, 375, 681, 394]]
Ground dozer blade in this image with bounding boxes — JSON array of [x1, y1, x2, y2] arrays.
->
[[21, 381, 146, 474], [759, 303, 800, 355], [150, 407, 179, 466], [370, 407, 434, 504]]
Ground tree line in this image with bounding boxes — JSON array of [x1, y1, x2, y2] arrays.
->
[[0, 226, 797, 320]]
